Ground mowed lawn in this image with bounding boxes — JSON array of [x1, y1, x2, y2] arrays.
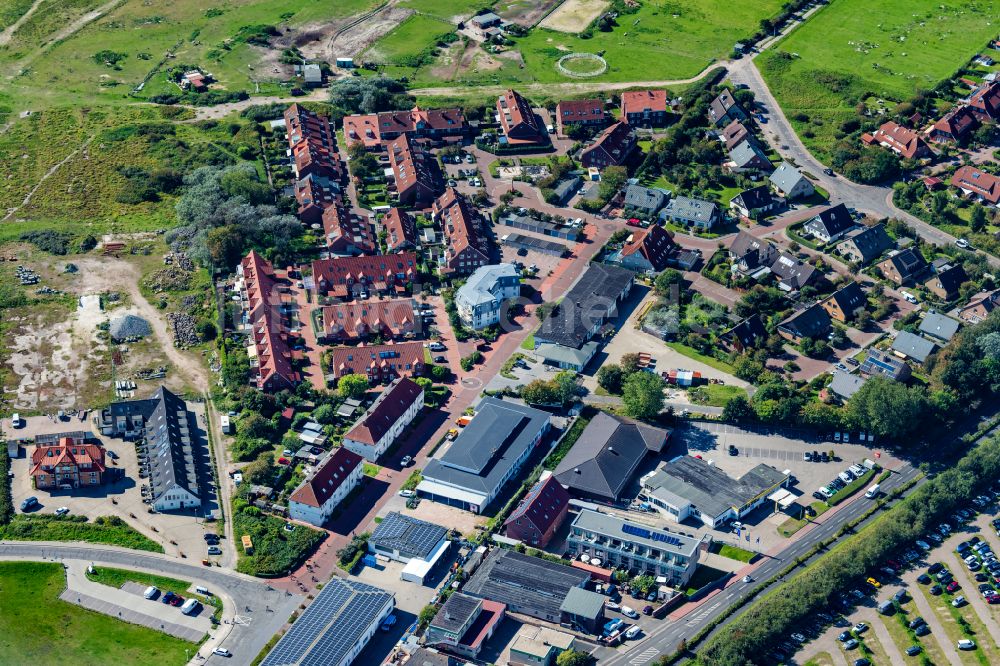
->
[[0, 561, 191, 665], [400, 0, 485, 22], [511, 0, 784, 84], [1, 0, 380, 108], [760, 0, 999, 158]]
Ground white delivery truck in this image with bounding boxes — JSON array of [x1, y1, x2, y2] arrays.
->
[[865, 484, 881, 499]]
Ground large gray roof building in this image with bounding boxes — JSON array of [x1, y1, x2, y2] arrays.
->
[[642, 455, 788, 528], [535, 263, 634, 349], [462, 549, 590, 622], [418, 398, 550, 513], [554, 411, 669, 501], [369, 511, 448, 561], [891, 330, 937, 363]]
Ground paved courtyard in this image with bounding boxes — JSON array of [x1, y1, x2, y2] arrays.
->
[[5, 413, 216, 559]]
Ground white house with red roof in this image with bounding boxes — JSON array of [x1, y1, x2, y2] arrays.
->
[[288, 447, 364, 527], [342, 378, 424, 461]]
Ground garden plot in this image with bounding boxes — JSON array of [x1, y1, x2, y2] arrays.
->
[[538, 0, 609, 33]]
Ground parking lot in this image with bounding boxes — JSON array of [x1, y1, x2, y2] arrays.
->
[[5, 414, 216, 558], [795, 496, 1000, 666]]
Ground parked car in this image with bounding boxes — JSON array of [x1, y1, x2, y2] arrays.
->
[[958, 639, 976, 650], [380, 614, 397, 631], [400, 455, 413, 467], [399, 489, 414, 498], [915, 624, 931, 636], [143, 586, 159, 600], [624, 626, 642, 640], [19, 497, 38, 512], [54, 507, 69, 517], [642, 605, 654, 615], [207, 546, 222, 555], [161, 591, 176, 604], [853, 622, 868, 635], [952, 595, 966, 607], [844, 638, 859, 650], [621, 606, 639, 619], [905, 646, 922, 657], [212, 648, 232, 657], [908, 616, 925, 629]]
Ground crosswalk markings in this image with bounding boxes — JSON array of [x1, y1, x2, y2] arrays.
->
[[629, 648, 660, 665]]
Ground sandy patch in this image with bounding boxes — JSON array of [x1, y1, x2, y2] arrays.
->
[[538, 0, 610, 33], [498, 0, 566, 27], [293, 4, 415, 62]]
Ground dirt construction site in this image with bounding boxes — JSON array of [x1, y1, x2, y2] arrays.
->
[[2, 248, 203, 414], [290, 2, 415, 63], [538, 0, 610, 32]]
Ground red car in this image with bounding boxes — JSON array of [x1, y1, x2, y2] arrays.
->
[[626, 218, 641, 227], [947, 581, 961, 593], [170, 595, 184, 607], [988, 594, 1000, 604], [277, 457, 290, 466]]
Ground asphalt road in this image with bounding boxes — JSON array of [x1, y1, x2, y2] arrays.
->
[[725, 61, 1000, 270], [0, 542, 304, 665], [600, 463, 923, 666]]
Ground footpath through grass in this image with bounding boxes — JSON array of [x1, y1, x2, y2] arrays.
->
[[0, 515, 163, 552], [0, 561, 191, 664]]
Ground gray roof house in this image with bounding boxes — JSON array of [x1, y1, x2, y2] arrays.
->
[[918, 312, 961, 342], [891, 330, 937, 363], [803, 204, 856, 244], [829, 370, 867, 401], [770, 252, 817, 292], [730, 185, 778, 219], [455, 263, 521, 330], [463, 549, 589, 623], [623, 184, 670, 215], [769, 161, 814, 200], [728, 139, 772, 172], [418, 398, 550, 513], [550, 176, 582, 205], [641, 455, 788, 528], [553, 411, 669, 501], [661, 196, 720, 230], [836, 224, 893, 265], [368, 511, 448, 561]]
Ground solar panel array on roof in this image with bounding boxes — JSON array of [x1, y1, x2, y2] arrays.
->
[[261, 578, 393, 666], [369, 512, 447, 560]]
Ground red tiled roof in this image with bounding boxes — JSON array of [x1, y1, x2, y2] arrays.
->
[[311, 253, 418, 298], [343, 106, 466, 148], [289, 447, 363, 508], [556, 99, 606, 125], [242, 251, 298, 390], [284, 104, 340, 180], [951, 165, 1000, 204], [322, 202, 377, 255], [722, 120, 750, 150], [504, 475, 570, 537], [931, 105, 978, 141], [328, 341, 425, 381], [30, 438, 106, 478], [621, 89, 667, 117], [969, 81, 1000, 120], [294, 174, 339, 223], [619, 223, 676, 271], [382, 208, 417, 252], [321, 298, 416, 341], [435, 188, 490, 273], [344, 378, 424, 445], [580, 121, 637, 168], [870, 121, 931, 159], [497, 89, 545, 144], [387, 133, 441, 207]]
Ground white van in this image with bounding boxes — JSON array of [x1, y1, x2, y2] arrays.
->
[[11, 413, 22, 428], [180, 598, 201, 615], [143, 586, 158, 599], [838, 471, 853, 484], [900, 291, 918, 304], [194, 586, 210, 596], [865, 484, 881, 499]]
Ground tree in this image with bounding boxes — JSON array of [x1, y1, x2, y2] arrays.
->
[[620, 353, 642, 375], [243, 452, 275, 485], [238, 412, 275, 440], [722, 395, 754, 422], [622, 372, 666, 420], [598, 166, 628, 201], [521, 379, 560, 405], [337, 374, 369, 399], [653, 269, 683, 299], [312, 403, 337, 425], [429, 365, 450, 381], [846, 376, 931, 441], [556, 649, 591, 666], [631, 574, 656, 594], [597, 364, 625, 394], [206, 225, 246, 266], [328, 76, 413, 116], [418, 604, 438, 627], [970, 204, 988, 233]]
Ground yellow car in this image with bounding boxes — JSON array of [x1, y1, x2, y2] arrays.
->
[[867, 577, 881, 588]]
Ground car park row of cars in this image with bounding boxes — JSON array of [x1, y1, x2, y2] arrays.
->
[[812, 460, 875, 501], [783, 488, 1000, 664]]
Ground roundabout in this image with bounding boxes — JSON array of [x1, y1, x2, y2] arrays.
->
[[555, 52, 608, 78]]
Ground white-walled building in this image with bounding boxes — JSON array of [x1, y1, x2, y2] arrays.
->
[[455, 263, 521, 330], [288, 447, 363, 527], [342, 378, 424, 461]]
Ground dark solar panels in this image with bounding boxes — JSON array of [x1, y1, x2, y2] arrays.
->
[[261, 579, 393, 666], [370, 512, 447, 560], [622, 522, 683, 547]]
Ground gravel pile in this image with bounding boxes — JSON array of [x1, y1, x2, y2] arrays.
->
[[143, 267, 192, 292], [109, 314, 152, 341], [167, 312, 199, 347]]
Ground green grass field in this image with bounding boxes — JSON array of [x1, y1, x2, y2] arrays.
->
[[0, 515, 164, 551], [363, 13, 454, 67], [760, 0, 1000, 159], [0, 561, 191, 664], [0, 0, 380, 109], [399, 0, 484, 21]]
